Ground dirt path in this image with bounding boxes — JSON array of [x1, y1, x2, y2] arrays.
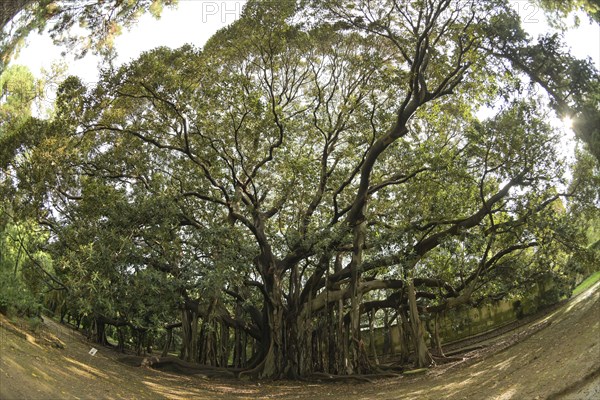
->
[[1, 282, 599, 400]]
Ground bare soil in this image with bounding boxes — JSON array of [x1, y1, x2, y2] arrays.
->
[[1, 282, 599, 400]]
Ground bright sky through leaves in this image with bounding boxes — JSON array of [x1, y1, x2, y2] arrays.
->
[[6, 1, 599, 160], [11, 1, 600, 83]]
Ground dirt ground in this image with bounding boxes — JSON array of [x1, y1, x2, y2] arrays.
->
[[1, 282, 599, 400]]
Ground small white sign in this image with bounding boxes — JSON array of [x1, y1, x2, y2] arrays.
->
[[89, 347, 98, 356]]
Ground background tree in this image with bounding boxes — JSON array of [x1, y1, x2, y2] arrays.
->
[[535, 0, 600, 26]]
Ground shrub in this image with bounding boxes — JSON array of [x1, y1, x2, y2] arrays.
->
[[0, 270, 42, 317]]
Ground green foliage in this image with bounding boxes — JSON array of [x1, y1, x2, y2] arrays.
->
[[27, 315, 43, 332], [0, 65, 35, 119], [0, 221, 44, 317], [572, 270, 600, 296], [0, 65, 36, 166], [1, 0, 178, 70], [567, 239, 600, 281], [0, 270, 41, 317], [536, 0, 600, 26]]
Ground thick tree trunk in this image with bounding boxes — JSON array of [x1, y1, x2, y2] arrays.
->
[[232, 299, 248, 368], [433, 313, 445, 357], [327, 304, 337, 373], [233, 326, 242, 368], [368, 310, 379, 365], [342, 314, 350, 373], [347, 216, 371, 374], [407, 280, 433, 368], [181, 310, 189, 360], [199, 319, 212, 365], [133, 328, 145, 356], [286, 264, 303, 377], [162, 328, 173, 357], [117, 327, 125, 353], [209, 321, 218, 366], [95, 318, 107, 345], [399, 310, 411, 363], [240, 263, 286, 379], [190, 312, 198, 362], [235, 213, 289, 379], [219, 324, 229, 367], [181, 308, 196, 362], [334, 255, 346, 374], [0, 0, 34, 29], [383, 309, 392, 358], [241, 330, 248, 367], [202, 298, 219, 365], [260, 277, 285, 378], [294, 310, 311, 376]]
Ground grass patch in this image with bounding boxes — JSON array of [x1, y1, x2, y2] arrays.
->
[[572, 271, 600, 296]]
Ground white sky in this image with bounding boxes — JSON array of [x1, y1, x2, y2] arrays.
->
[[12, 1, 247, 84]]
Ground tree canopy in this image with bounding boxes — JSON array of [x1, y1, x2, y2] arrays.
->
[[1, 0, 176, 71]]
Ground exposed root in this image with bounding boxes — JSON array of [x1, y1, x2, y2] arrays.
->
[[376, 364, 406, 373], [117, 355, 234, 378], [431, 355, 464, 364], [308, 372, 374, 383], [402, 368, 429, 375], [365, 372, 403, 379], [237, 355, 267, 380], [307, 371, 402, 383]]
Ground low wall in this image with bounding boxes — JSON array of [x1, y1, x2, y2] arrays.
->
[[367, 278, 563, 355]]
